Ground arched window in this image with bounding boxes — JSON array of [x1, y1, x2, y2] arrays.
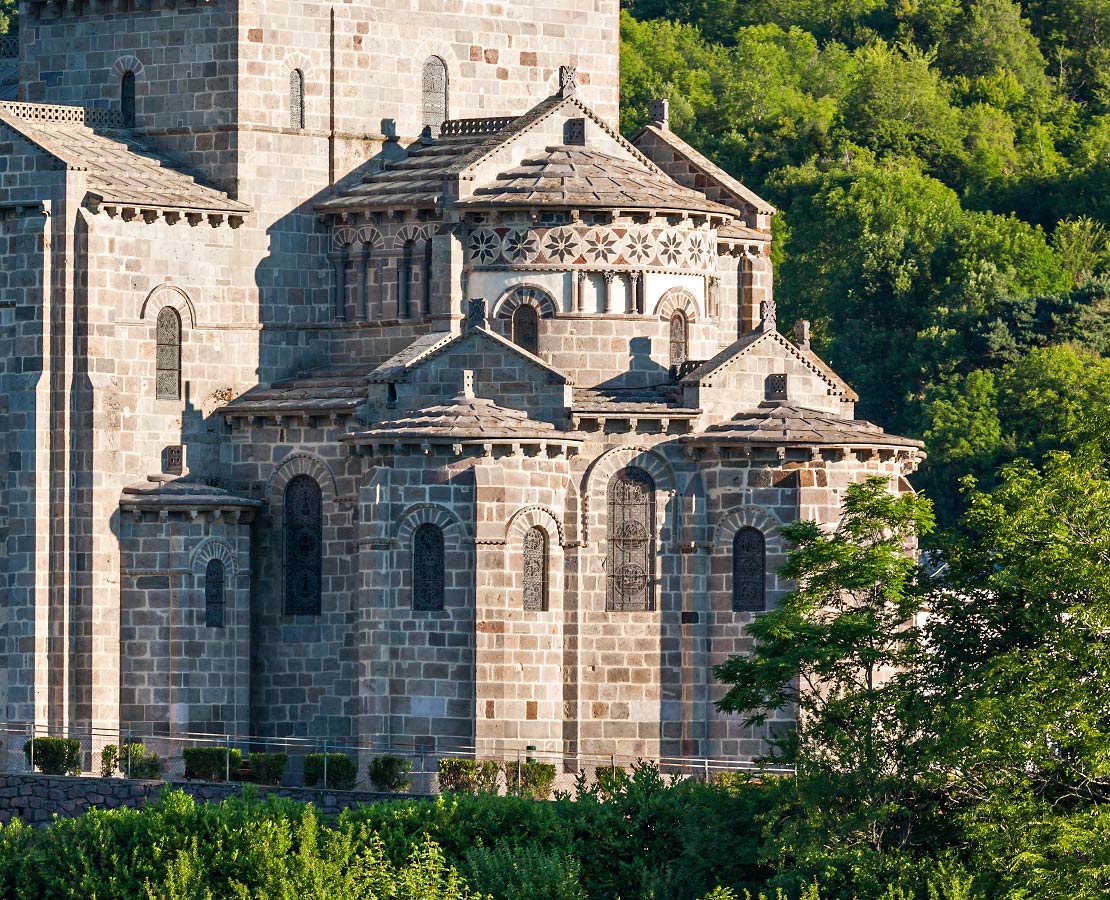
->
[[289, 69, 305, 130], [399, 240, 414, 319], [422, 56, 448, 134], [155, 307, 181, 400], [412, 523, 445, 611], [669, 312, 688, 373], [733, 527, 766, 612], [205, 558, 226, 628], [606, 467, 655, 612], [121, 71, 136, 128], [284, 475, 322, 615], [511, 304, 540, 355], [522, 526, 548, 611], [422, 239, 433, 316]]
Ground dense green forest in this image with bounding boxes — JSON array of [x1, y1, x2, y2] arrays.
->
[[622, 0, 1110, 520]]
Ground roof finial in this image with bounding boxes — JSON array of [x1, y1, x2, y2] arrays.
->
[[466, 298, 487, 332], [794, 319, 810, 349], [559, 65, 579, 99], [649, 99, 670, 130], [759, 298, 777, 333]]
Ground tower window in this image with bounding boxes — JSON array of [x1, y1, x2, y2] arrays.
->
[[606, 467, 655, 612], [422, 57, 448, 135], [511, 304, 539, 355], [121, 71, 136, 128], [290, 69, 305, 130], [522, 526, 549, 611], [284, 475, 322, 615], [733, 527, 766, 612], [155, 307, 181, 400], [412, 523, 445, 611], [205, 558, 226, 628]]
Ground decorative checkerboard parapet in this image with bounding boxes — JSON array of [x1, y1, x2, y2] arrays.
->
[[0, 101, 124, 129]]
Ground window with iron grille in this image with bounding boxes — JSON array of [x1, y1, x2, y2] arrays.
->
[[290, 69, 305, 130], [512, 304, 540, 355], [606, 467, 655, 611], [522, 526, 548, 611], [422, 57, 448, 133], [205, 558, 226, 628], [412, 523, 445, 611], [121, 71, 136, 128], [669, 312, 688, 372], [284, 475, 322, 615], [155, 307, 181, 400], [765, 373, 788, 400], [733, 527, 766, 611], [564, 118, 586, 145]]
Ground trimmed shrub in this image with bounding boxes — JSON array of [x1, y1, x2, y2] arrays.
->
[[183, 746, 241, 782], [368, 754, 413, 793], [503, 760, 557, 800], [304, 753, 357, 790], [247, 752, 288, 786], [23, 737, 81, 775], [437, 758, 499, 795], [102, 743, 162, 779]]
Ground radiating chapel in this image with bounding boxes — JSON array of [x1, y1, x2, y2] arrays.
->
[[0, 0, 923, 759]]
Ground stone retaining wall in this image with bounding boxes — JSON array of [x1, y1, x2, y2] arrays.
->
[[0, 774, 420, 826]]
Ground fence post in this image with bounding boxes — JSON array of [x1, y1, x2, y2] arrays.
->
[[703, 757, 710, 784], [323, 740, 328, 789], [516, 747, 521, 795], [225, 735, 231, 782], [126, 727, 132, 779], [28, 724, 34, 774], [420, 749, 427, 795]]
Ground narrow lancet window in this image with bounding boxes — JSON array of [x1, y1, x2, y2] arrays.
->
[[121, 71, 136, 128], [422, 239, 433, 316], [422, 57, 448, 134], [205, 558, 226, 628], [606, 467, 655, 612], [413, 523, 445, 611], [155, 307, 181, 400], [399, 241, 414, 319], [733, 527, 766, 612], [522, 526, 548, 611], [669, 312, 688, 373], [285, 475, 323, 615], [290, 69, 305, 130], [511, 304, 540, 355]]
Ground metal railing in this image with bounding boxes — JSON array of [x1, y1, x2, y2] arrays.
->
[[1, 721, 793, 798]]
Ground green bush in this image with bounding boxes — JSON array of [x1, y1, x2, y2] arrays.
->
[[503, 760, 556, 800], [303, 752, 357, 790], [101, 742, 162, 779], [464, 839, 586, 900], [368, 754, 413, 793], [183, 746, 241, 782], [437, 758, 500, 794], [22, 737, 81, 775], [247, 752, 288, 786]]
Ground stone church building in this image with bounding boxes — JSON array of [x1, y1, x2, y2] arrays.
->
[[0, 0, 922, 761]]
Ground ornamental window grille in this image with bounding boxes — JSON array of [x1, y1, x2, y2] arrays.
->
[[121, 71, 136, 128], [422, 57, 448, 134], [205, 558, 226, 628], [290, 69, 305, 130], [522, 526, 549, 611], [669, 312, 688, 372], [284, 475, 322, 615], [155, 307, 181, 400], [564, 117, 586, 145], [399, 240, 414, 319], [511, 304, 539, 355], [732, 527, 766, 611], [606, 467, 656, 611], [412, 523, 445, 611], [765, 373, 788, 401]]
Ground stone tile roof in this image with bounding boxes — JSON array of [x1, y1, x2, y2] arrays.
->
[[0, 102, 251, 215], [571, 386, 699, 416], [456, 146, 736, 216], [120, 477, 262, 511], [343, 395, 581, 445], [221, 367, 370, 417], [685, 402, 924, 449], [316, 134, 491, 213], [635, 123, 775, 216]]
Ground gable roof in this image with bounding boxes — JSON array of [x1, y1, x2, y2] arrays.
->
[[681, 327, 859, 402], [634, 123, 774, 217], [0, 102, 251, 216], [368, 326, 571, 385]]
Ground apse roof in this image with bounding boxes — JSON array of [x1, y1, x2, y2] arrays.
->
[[221, 367, 371, 417]]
